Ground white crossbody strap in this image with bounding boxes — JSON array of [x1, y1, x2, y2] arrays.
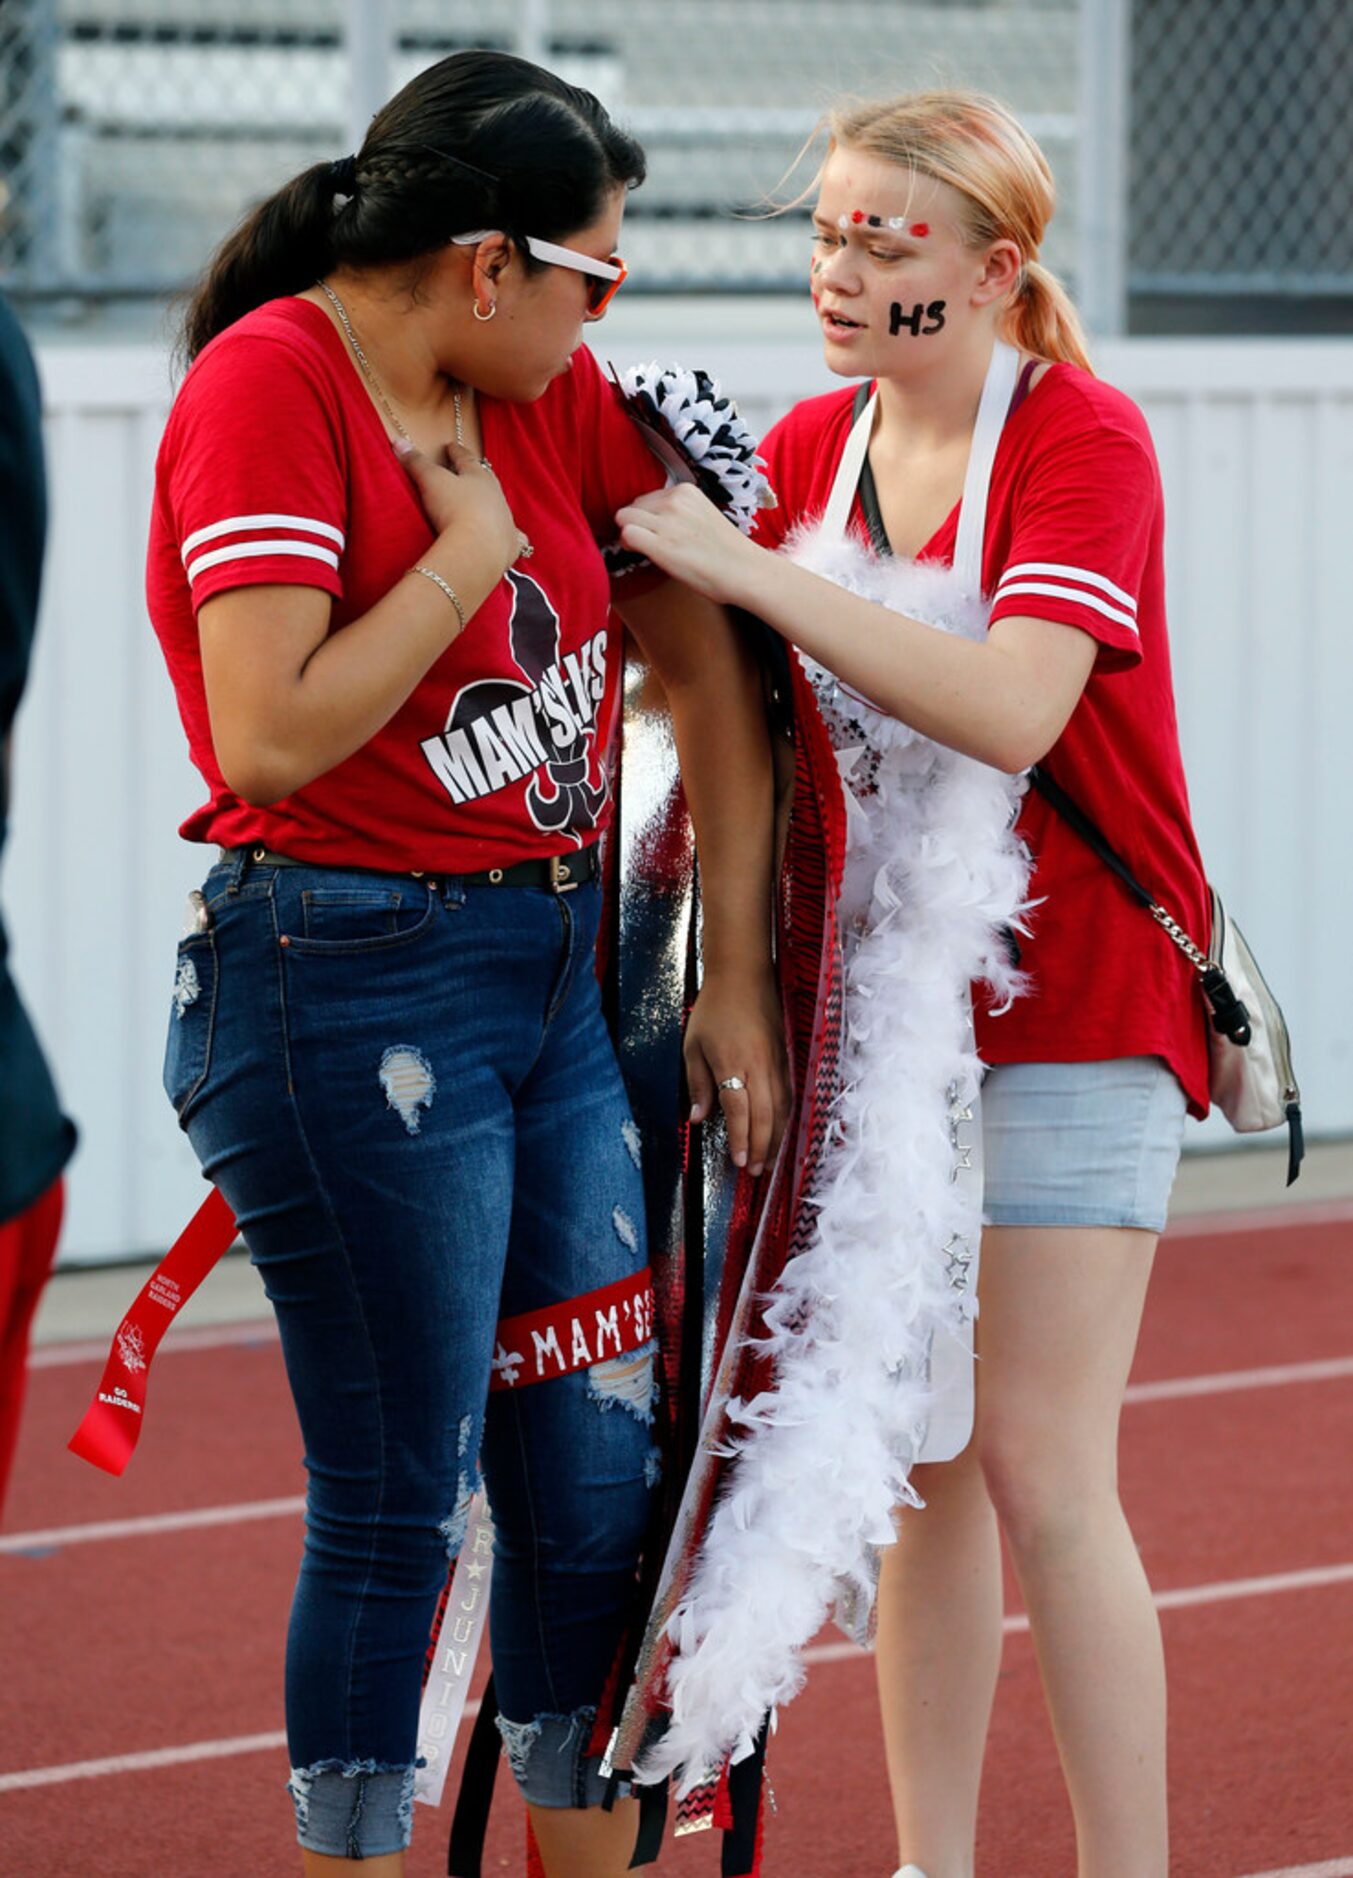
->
[[820, 341, 1021, 601], [952, 340, 1019, 597], [821, 390, 878, 540]]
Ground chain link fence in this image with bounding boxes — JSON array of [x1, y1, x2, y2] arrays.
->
[[1, 0, 1348, 327], [1130, 0, 1352, 315]]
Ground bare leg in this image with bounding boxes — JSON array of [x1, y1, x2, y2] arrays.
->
[[875, 1439, 1004, 1878], [875, 1224, 1167, 1878], [528, 1796, 641, 1877], [975, 1226, 1167, 1878]]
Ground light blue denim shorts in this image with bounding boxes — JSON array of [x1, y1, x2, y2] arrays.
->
[[981, 1057, 1187, 1233]]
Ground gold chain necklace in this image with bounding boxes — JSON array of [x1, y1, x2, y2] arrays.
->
[[317, 278, 464, 447]]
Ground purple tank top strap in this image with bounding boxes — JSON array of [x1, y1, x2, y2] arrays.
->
[[1007, 356, 1039, 417]]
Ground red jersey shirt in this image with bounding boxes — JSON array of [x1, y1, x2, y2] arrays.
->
[[755, 365, 1211, 1117], [147, 297, 664, 873]]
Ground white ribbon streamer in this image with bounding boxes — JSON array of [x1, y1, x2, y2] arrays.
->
[[413, 1490, 495, 1808]]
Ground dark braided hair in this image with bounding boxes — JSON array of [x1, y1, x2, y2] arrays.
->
[[179, 50, 645, 363]]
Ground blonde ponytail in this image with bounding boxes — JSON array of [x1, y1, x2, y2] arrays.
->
[[1012, 259, 1092, 373], [829, 91, 1092, 371]]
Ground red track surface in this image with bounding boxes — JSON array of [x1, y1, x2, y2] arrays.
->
[[3, 1210, 1351, 1878]]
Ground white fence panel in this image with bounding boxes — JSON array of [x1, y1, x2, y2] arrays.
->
[[12, 323, 1352, 1263]]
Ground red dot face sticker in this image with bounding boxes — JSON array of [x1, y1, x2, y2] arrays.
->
[[851, 210, 865, 224], [911, 222, 930, 238]]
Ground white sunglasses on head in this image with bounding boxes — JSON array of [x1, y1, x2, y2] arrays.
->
[[452, 230, 628, 312]]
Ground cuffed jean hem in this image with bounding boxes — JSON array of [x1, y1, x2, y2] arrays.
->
[[982, 1200, 1174, 1234], [496, 1707, 611, 1808], [288, 1759, 418, 1858]]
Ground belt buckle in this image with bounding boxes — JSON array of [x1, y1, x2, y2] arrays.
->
[[548, 854, 578, 894]]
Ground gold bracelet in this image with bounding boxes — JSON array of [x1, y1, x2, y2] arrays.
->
[[410, 563, 466, 632]]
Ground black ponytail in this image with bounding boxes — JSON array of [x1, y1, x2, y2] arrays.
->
[[179, 163, 338, 364], [180, 50, 645, 364]]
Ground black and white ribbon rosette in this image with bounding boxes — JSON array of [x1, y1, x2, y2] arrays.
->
[[605, 362, 776, 577]]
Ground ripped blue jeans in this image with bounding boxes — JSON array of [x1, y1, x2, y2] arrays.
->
[[163, 850, 658, 1858]]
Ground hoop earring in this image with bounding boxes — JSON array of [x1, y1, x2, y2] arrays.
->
[[473, 301, 497, 323]]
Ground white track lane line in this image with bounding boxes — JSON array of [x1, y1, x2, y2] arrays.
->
[[0, 1496, 305, 1555], [8, 1213, 1346, 1800], [1236, 1863, 1353, 1877], [26, 1196, 1347, 1370], [1124, 1354, 1353, 1403], [7, 1357, 1353, 1556], [5, 1567, 1350, 1790], [799, 1560, 1353, 1668], [0, 1699, 483, 1793], [26, 1194, 1350, 1371]]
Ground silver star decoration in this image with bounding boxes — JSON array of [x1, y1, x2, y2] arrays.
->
[[944, 1233, 974, 1289]]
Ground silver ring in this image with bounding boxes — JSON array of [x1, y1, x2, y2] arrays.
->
[[717, 1075, 746, 1092]]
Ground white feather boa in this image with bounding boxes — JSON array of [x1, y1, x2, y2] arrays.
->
[[639, 525, 1031, 1793]]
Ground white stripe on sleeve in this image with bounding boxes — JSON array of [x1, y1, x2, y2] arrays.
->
[[181, 513, 345, 562], [185, 539, 342, 584], [996, 561, 1137, 613], [992, 579, 1139, 634]]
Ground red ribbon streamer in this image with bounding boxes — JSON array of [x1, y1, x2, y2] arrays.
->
[[67, 1186, 238, 1476], [70, 1187, 656, 1474], [489, 1267, 656, 1391]]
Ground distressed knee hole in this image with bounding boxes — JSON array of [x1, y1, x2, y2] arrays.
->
[[437, 1414, 479, 1559], [621, 1118, 643, 1169], [494, 1714, 542, 1784], [495, 1707, 596, 1788], [379, 1046, 435, 1134], [438, 1475, 474, 1559], [611, 1204, 639, 1253], [588, 1338, 658, 1424]]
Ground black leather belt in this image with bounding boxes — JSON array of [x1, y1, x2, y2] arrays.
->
[[225, 844, 599, 894]]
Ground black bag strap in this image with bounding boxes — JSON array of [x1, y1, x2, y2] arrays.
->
[[1028, 766, 1214, 965], [1028, 766, 1156, 913], [1029, 767, 1255, 1047]]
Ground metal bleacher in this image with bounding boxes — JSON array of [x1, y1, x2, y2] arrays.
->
[[40, 0, 1079, 293]]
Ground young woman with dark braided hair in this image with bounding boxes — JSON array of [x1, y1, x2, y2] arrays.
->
[[148, 50, 785, 1876]]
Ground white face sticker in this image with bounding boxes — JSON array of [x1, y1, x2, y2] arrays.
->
[[838, 211, 933, 238]]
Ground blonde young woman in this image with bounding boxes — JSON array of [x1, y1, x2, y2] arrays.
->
[[617, 93, 1208, 1878]]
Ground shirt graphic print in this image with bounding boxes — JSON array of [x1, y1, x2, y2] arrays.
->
[[419, 567, 610, 845]]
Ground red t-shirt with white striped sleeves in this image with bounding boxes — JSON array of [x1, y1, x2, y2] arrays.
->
[[754, 362, 1211, 1116], [147, 296, 664, 873]]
